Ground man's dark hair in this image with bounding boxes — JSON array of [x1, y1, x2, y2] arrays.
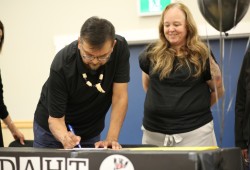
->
[[80, 16, 115, 48], [0, 20, 4, 53]]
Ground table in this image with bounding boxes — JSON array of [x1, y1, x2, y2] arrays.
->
[[0, 147, 244, 170]]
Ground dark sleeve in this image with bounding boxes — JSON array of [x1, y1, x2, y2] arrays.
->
[[0, 72, 9, 119], [203, 58, 211, 81], [203, 50, 218, 81], [47, 69, 68, 118], [138, 45, 152, 75], [235, 48, 250, 149], [114, 36, 130, 83]]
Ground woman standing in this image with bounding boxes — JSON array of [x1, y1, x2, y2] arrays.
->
[[0, 20, 25, 146], [139, 2, 224, 147]]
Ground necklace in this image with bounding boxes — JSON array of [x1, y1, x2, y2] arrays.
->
[[82, 72, 105, 93]]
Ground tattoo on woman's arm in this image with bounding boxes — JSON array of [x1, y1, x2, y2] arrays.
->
[[209, 56, 222, 88]]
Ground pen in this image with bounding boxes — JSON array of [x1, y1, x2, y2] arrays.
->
[[67, 124, 82, 148]]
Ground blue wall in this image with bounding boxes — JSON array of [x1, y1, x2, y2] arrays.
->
[[101, 37, 249, 147]]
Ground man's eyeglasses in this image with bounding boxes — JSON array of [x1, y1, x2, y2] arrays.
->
[[81, 54, 110, 62]]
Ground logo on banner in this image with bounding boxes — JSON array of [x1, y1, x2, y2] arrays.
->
[[99, 154, 134, 170]]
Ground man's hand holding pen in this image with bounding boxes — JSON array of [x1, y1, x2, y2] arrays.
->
[[60, 124, 81, 149], [61, 131, 81, 149]]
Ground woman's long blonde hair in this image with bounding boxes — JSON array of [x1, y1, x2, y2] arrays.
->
[[147, 2, 210, 80]]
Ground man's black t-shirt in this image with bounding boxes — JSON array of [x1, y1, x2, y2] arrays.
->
[[34, 35, 130, 140]]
